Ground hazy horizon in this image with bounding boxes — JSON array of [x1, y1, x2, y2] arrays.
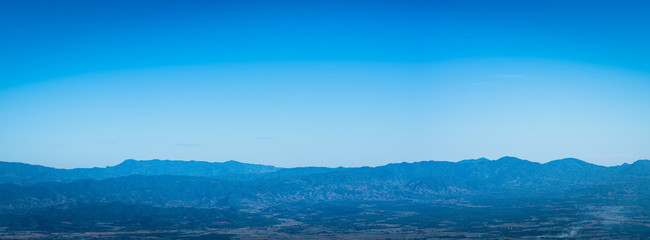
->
[[4, 155, 650, 170]]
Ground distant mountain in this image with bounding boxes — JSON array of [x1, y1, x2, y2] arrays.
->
[[0, 159, 279, 184], [1, 157, 648, 210], [1, 157, 649, 239]]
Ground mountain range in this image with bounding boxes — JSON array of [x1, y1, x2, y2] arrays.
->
[[3, 157, 649, 184], [1, 157, 649, 239]]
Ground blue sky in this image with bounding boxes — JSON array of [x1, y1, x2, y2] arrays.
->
[[1, 0, 650, 168]]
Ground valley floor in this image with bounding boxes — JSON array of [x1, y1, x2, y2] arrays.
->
[[2, 200, 649, 239]]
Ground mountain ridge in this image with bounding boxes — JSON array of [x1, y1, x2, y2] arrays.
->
[[3, 156, 643, 170], [1, 156, 649, 238], [1, 156, 648, 210], [1, 157, 646, 185]]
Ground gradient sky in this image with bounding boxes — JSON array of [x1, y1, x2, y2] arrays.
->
[[2, 0, 650, 168]]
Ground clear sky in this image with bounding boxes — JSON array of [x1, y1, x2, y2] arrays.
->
[[1, 0, 650, 168]]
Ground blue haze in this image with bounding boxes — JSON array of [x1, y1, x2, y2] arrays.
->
[[1, 0, 650, 168]]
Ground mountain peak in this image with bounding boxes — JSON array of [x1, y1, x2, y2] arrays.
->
[[545, 158, 593, 166], [628, 159, 650, 170], [496, 156, 526, 162], [223, 160, 244, 164], [115, 159, 138, 166]]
